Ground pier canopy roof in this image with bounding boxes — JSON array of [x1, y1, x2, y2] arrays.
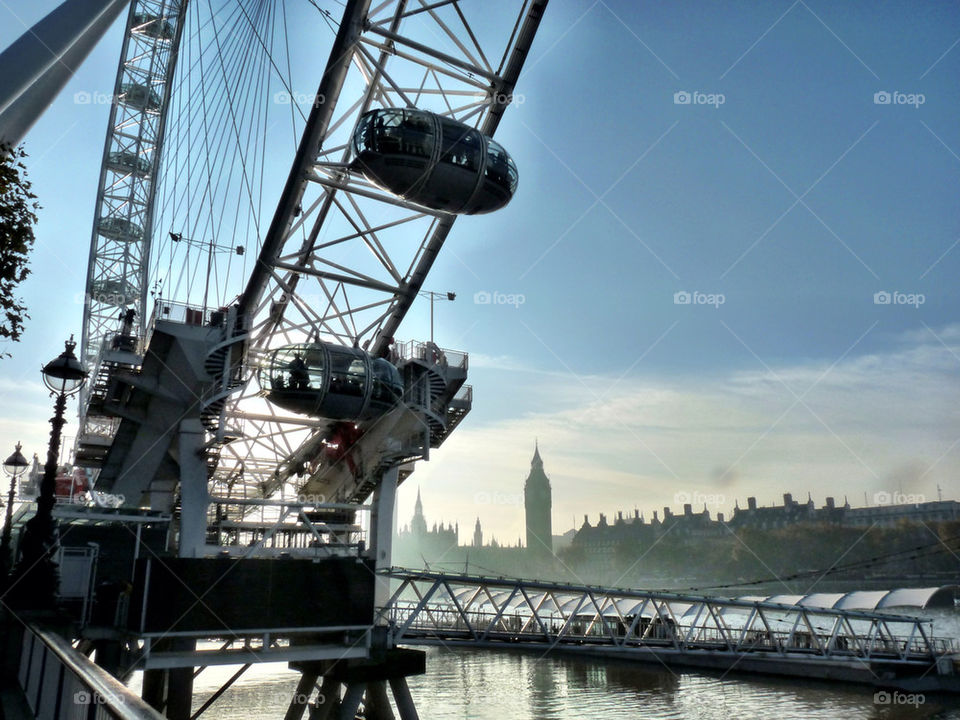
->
[[432, 582, 956, 620], [737, 586, 957, 611]]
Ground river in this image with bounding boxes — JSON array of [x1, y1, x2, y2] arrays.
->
[[128, 608, 960, 719]]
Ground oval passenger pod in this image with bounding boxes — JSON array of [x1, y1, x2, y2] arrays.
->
[[260, 342, 404, 421], [351, 108, 518, 215]]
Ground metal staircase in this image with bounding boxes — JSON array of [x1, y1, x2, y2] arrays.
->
[[198, 307, 249, 442], [396, 341, 470, 449], [75, 328, 144, 469]]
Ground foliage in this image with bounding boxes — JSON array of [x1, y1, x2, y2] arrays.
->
[[0, 143, 39, 352]]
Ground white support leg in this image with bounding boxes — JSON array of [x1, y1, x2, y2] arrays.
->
[[178, 419, 209, 558], [369, 465, 398, 610]]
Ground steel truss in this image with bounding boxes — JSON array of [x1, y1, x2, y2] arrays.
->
[[380, 570, 958, 671], [209, 0, 549, 505], [79, 0, 187, 402]]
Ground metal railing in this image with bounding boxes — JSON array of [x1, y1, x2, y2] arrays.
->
[[395, 340, 468, 370], [17, 623, 163, 719], [148, 299, 230, 330], [203, 497, 369, 557]]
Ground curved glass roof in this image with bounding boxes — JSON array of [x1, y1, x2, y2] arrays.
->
[[424, 585, 958, 621], [737, 586, 957, 611]]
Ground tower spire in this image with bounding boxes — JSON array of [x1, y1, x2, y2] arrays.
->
[[525, 439, 552, 558]]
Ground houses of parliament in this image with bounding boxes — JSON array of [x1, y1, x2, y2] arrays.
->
[[393, 443, 559, 575]]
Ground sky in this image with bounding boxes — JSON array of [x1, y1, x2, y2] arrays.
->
[[1, 0, 959, 546]]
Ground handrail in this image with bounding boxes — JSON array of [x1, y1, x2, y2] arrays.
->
[[19, 623, 163, 719]]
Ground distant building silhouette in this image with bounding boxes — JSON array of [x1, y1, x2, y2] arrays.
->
[[524, 442, 552, 558], [395, 488, 458, 563], [411, 487, 428, 536], [573, 492, 960, 560], [472, 517, 483, 548]]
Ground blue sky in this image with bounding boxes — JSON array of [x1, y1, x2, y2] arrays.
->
[[2, 0, 959, 544]]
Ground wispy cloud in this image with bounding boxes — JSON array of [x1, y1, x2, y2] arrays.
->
[[402, 326, 960, 541]]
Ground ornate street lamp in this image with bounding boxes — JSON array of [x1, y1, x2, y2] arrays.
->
[[7, 337, 87, 609], [1, 442, 28, 581]]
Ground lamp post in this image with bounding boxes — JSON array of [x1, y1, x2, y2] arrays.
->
[[419, 290, 456, 342], [8, 336, 87, 609], [1, 442, 28, 582]]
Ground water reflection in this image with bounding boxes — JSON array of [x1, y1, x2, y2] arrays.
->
[[407, 647, 960, 720]]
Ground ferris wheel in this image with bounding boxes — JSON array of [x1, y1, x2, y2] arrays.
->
[[74, 0, 548, 514]]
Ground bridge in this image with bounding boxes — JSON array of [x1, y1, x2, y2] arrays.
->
[[379, 569, 960, 692]]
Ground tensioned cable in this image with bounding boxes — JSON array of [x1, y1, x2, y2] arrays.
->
[[150, 0, 314, 314], [152, 0, 272, 307], [152, 0, 252, 303]]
